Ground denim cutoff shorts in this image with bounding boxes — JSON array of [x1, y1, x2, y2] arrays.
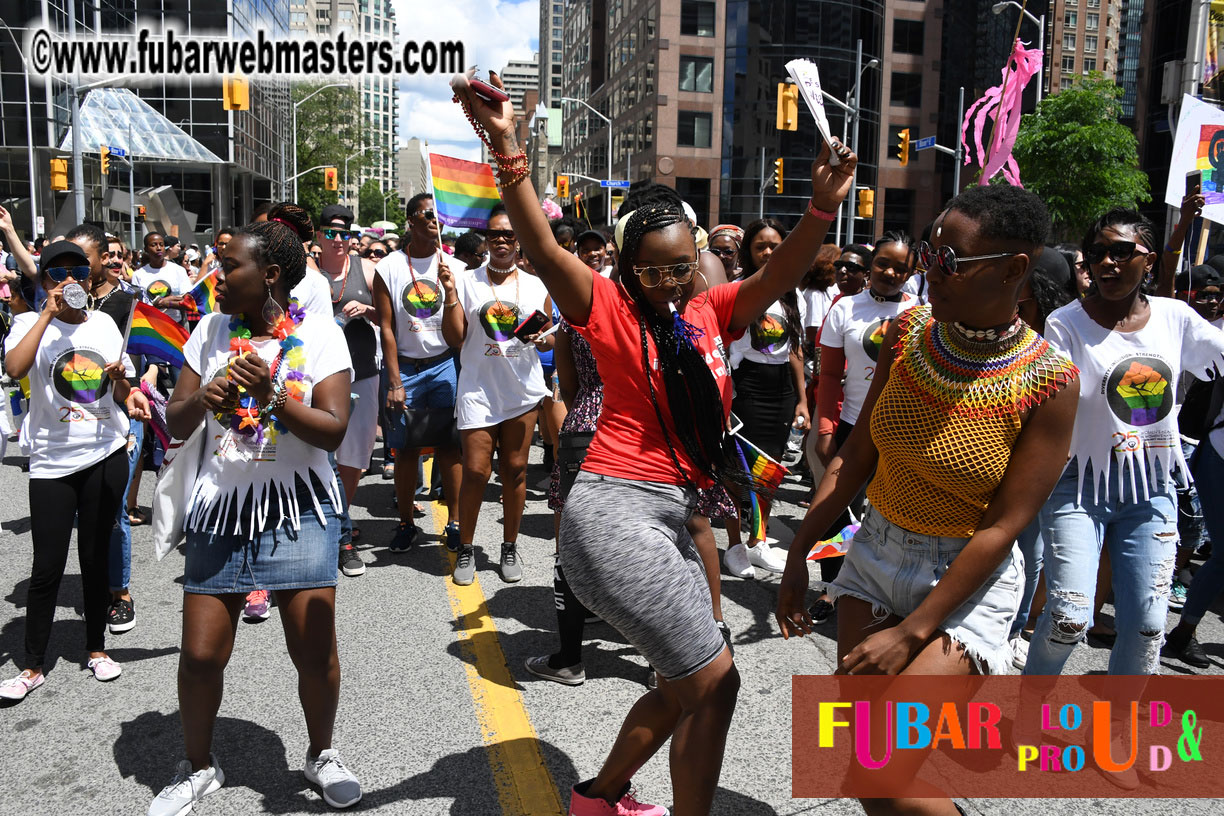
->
[[828, 505, 1023, 675], [184, 494, 340, 594]]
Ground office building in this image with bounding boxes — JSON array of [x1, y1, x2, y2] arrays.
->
[[539, 1, 565, 109], [1048, 0, 1123, 96], [397, 138, 431, 208], [500, 55, 540, 116]]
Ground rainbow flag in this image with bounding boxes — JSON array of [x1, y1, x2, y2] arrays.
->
[[430, 153, 501, 228], [183, 272, 219, 316], [127, 301, 190, 368], [733, 437, 789, 542], [807, 523, 860, 561]]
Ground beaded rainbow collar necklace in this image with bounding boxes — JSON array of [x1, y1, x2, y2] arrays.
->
[[216, 300, 307, 441]]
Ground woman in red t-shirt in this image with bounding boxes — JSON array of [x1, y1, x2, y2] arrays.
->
[[454, 74, 855, 816]]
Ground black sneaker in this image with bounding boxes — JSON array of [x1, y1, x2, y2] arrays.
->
[[107, 597, 135, 634], [716, 619, 734, 657], [1163, 632, 1211, 669], [389, 522, 418, 553], [808, 598, 835, 625], [339, 544, 366, 577]]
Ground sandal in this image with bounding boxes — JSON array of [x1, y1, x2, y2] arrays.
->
[[127, 507, 149, 526]]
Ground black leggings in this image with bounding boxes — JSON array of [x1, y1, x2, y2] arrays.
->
[[25, 447, 127, 667]]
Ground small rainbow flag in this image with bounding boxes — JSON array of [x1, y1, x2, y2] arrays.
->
[[733, 436, 789, 542], [430, 153, 501, 228], [806, 523, 860, 561], [183, 272, 219, 316], [127, 301, 190, 368]]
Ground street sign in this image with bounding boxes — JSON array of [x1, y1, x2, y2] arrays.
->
[[599, 180, 630, 188], [912, 136, 937, 152], [107, 146, 126, 157]]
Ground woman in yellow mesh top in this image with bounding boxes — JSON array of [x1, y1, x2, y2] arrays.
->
[[778, 186, 1079, 676]]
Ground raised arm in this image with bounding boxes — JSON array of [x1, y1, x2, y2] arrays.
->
[[729, 143, 857, 332], [0, 205, 38, 282], [451, 73, 595, 323], [1158, 187, 1205, 299]]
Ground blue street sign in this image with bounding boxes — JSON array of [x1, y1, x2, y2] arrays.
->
[[912, 136, 937, 152], [599, 180, 631, 188], [107, 146, 127, 157]]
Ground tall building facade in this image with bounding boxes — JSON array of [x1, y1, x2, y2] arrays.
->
[[539, 0, 565, 109], [1048, 0, 1123, 95], [500, 55, 541, 115], [397, 137, 430, 207]]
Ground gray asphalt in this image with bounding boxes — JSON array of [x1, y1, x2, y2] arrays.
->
[[0, 432, 1221, 815]]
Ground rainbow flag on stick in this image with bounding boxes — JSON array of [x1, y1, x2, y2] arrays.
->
[[733, 436, 789, 542], [430, 153, 501, 228], [807, 523, 860, 561], [182, 271, 219, 316], [127, 301, 190, 368]]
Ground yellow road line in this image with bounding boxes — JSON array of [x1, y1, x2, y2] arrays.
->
[[425, 458, 565, 816]]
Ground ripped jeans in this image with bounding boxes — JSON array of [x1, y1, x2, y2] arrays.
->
[[1024, 463, 1178, 676]]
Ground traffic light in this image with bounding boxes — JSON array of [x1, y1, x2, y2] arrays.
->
[[556, 174, 569, 199], [857, 188, 875, 219], [324, 167, 338, 191], [136, 205, 146, 222], [776, 82, 799, 131], [223, 76, 250, 111], [897, 128, 911, 167], [774, 158, 784, 194], [50, 158, 68, 190], [100, 145, 110, 175]]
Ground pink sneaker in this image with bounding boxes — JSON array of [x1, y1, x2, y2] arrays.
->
[[87, 656, 122, 682], [243, 590, 271, 621], [0, 670, 44, 700], [569, 782, 669, 815]]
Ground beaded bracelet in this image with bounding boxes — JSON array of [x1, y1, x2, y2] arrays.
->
[[807, 199, 838, 222], [259, 386, 288, 421]]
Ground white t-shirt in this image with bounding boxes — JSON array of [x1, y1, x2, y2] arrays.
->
[[730, 293, 807, 367], [181, 312, 354, 537], [3, 311, 132, 478], [454, 265, 551, 430], [821, 291, 917, 425], [902, 272, 928, 305], [291, 268, 334, 320], [132, 261, 192, 323], [1046, 297, 1224, 503], [377, 250, 470, 360], [803, 285, 840, 331]]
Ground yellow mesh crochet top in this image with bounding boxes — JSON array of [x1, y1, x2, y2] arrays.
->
[[867, 306, 1077, 538]]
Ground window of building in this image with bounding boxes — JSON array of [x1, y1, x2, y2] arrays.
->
[[1083, 57, 1096, 73], [1062, 55, 1075, 73], [1061, 76, 1073, 91], [1063, 32, 1076, 50], [1086, 13, 1098, 30], [339, 10, 352, 20], [290, 0, 305, 5], [679, 56, 714, 93], [1064, 10, 1077, 27], [291, 11, 305, 23], [676, 177, 711, 226], [889, 72, 923, 108], [1086, 0, 1099, 7], [1085, 35, 1097, 53], [680, 1, 715, 37], [893, 19, 924, 55], [1066, 0, 1077, 5], [316, 8, 327, 18], [678, 111, 712, 147]]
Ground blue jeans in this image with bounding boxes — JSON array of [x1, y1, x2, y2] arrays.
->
[[1024, 462, 1178, 676], [1010, 517, 1044, 638], [108, 418, 144, 592], [1181, 442, 1224, 626]]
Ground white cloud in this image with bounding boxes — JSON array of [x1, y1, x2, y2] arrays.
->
[[391, 0, 539, 162]]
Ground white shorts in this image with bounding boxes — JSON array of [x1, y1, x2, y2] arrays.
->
[[336, 375, 380, 470]]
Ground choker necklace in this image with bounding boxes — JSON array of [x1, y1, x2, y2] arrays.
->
[[487, 262, 518, 275], [869, 289, 903, 303], [950, 313, 1024, 343]]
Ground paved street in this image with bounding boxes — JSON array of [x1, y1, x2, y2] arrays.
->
[[1, 437, 1222, 815]]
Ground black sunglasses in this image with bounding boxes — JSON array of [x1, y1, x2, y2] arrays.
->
[[708, 246, 737, 258], [366, 249, 387, 258], [46, 265, 91, 283], [917, 241, 1017, 277], [833, 260, 867, 274], [632, 260, 697, 288], [1084, 240, 1150, 266], [485, 229, 516, 242], [1193, 289, 1222, 303], [322, 228, 357, 241], [414, 208, 437, 221]]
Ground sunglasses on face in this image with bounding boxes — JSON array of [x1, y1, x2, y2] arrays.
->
[[485, 229, 516, 243], [322, 228, 356, 241], [46, 265, 91, 283], [834, 260, 867, 275], [709, 247, 737, 258], [366, 249, 387, 258], [917, 241, 1017, 277], [633, 260, 697, 288], [413, 208, 437, 221], [1083, 240, 1150, 266], [1194, 289, 1222, 303]]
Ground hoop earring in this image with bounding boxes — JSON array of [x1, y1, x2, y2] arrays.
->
[[262, 282, 285, 324]]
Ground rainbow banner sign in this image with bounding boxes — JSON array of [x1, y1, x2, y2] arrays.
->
[[430, 153, 501, 228], [128, 301, 190, 368], [183, 271, 219, 316]]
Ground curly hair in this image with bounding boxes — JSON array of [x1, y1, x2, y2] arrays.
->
[[801, 243, 841, 291], [739, 218, 802, 353], [618, 205, 751, 492], [945, 184, 1050, 248], [236, 202, 313, 292]]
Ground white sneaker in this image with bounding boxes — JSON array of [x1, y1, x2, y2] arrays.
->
[[747, 542, 787, 574], [723, 542, 754, 579], [1008, 635, 1029, 672], [149, 756, 224, 816], [87, 655, 122, 682], [304, 748, 362, 808]]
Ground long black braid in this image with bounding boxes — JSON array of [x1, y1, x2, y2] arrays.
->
[[235, 202, 313, 292], [619, 206, 757, 494], [740, 218, 802, 352]]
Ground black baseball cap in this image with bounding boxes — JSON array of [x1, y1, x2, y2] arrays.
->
[[575, 229, 607, 248], [319, 204, 354, 228], [1178, 264, 1223, 291], [40, 239, 89, 270], [164, 235, 181, 248]]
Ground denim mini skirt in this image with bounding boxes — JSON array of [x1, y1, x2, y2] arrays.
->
[[828, 504, 1023, 675]]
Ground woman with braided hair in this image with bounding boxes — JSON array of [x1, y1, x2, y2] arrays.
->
[[150, 206, 362, 815], [453, 74, 855, 816]]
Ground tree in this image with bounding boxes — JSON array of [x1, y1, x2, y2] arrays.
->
[[357, 178, 402, 227], [1012, 74, 1151, 241], [293, 83, 362, 219]]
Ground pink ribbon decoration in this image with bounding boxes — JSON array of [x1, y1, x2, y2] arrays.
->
[[962, 39, 1043, 187]]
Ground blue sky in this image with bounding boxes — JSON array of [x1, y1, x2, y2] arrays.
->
[[389, 0, 540, 162]]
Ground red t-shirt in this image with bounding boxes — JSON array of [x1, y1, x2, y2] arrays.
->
[[568, 274, 743, 487]]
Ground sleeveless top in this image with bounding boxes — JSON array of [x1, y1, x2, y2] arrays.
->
[[330, 255, 378, 380], [867, 305, 1078, 537]]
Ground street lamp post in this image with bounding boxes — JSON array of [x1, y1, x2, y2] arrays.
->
[[847, 41, 879, 246], [561, 96, 613, 226], [993, 1, 1045, 105], [292, 83, 348, 201]]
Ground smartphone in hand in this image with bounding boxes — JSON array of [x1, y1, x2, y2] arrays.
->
[[470, 78, 510, 103], [512, 309, 549, 343]]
